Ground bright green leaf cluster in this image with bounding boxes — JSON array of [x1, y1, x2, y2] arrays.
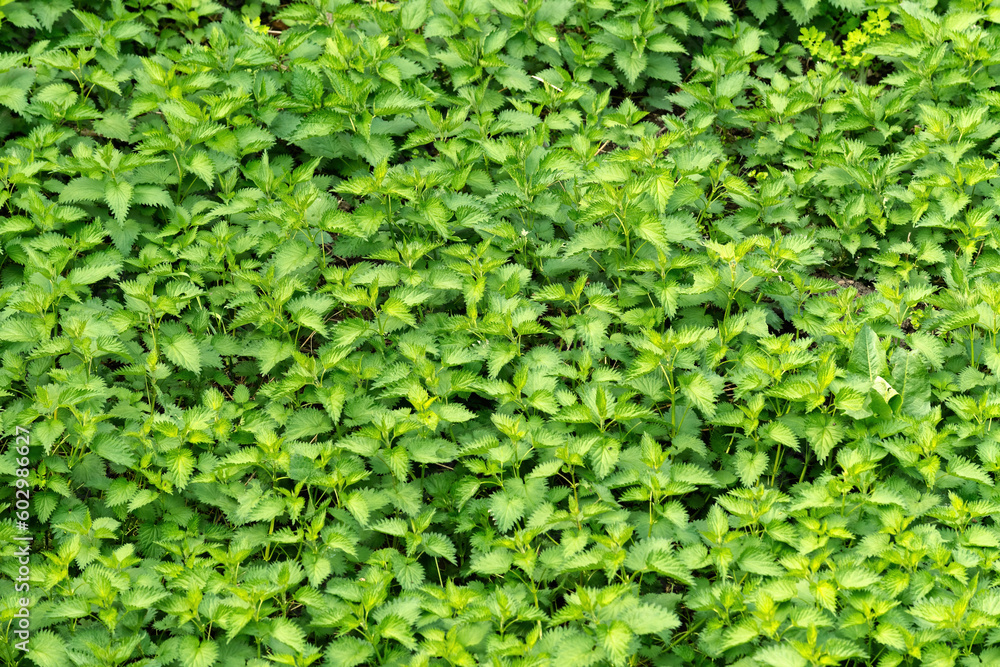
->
[[1, 1, 1000, 667]]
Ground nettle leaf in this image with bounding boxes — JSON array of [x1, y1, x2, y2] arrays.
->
[[0, 67, 35, 112], [629, 603, 680, 634], [836, 567, 881, 589], [614, 50, 647, 85], [177, 637, 218, 667], [325, 637, 374, 667], [60, 177, 106, 202], [163, 333, 201, 373], [489, 489, 526, 531], [948, 456, 993, 486], [284, 408, 332, 440], [68, 252, 123, 285], [755, 644, 807, 667], [270, 617, 307, 652], [93, 434, 136, 467], [435, 403, 476, 423], [470, 550, 513, 575], [302, 550, 332, 586], [734, 450, 768, 486], [600, 621, 633, 665], [133, 185, 172, 207], [747, 0, 777, 20], [186, 152, 215, 187], [165, 449, 196, 490], [803, 413, 844, 463], [255, 339, 296, 374], [679, 372, 720, 417], [421, 532, 457, 564], [25, 631, 67, 667], [104, 180, 133, 221]]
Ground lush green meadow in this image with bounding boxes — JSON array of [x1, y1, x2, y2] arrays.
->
[[2, 0, 1000, 665]]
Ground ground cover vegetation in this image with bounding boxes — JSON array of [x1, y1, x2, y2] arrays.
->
[[1, 0, 999, 665]]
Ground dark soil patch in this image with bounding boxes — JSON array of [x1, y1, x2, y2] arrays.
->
[[814, 270, 875, 297]]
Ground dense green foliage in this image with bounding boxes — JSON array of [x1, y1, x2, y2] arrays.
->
[[3, 0, 1000, 665]]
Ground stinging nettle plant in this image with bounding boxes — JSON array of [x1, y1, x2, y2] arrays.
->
[[1, 1, 1000, 666]]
